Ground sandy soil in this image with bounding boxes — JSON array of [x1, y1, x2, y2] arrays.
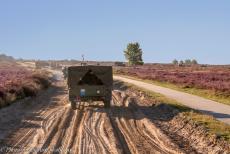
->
[[0, 78, 229, 154]]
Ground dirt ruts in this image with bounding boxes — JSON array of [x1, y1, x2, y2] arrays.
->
[[0, 80, 229, 154]]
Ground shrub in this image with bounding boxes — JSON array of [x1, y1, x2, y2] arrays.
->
[[0, 68, 51, 108], [22, 84, 38, 97], [31, 73, 50, 89]]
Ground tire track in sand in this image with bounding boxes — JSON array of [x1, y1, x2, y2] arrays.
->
[[1, 80, 185, 154], [111, 91, 183, 154]]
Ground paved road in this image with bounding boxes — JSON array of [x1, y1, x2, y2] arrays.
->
[[114, 76, 230, 125]]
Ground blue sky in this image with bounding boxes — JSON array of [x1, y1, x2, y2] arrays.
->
[[0, 0, 229, 64]]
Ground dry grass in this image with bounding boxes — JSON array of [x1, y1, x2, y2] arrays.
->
[[184, 112, 230, 142]]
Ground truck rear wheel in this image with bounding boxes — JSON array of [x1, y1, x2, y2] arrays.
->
[[71, 101, 77, 110], [104, 99, 111, 108]]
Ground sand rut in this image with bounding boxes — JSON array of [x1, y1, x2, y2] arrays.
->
[[0, 81, 184, 154]]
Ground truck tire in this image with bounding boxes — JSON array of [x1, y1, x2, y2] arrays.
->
[[104, 99, 111, 108], [71, 101, 77, 110]]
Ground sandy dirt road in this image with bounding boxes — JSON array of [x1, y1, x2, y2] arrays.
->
[[0, 77, 186, 154], [0, 73, 228, 154], [114, 76, 230, 125]]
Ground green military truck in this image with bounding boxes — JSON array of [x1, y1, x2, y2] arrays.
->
[[67, 66, 113, 109]]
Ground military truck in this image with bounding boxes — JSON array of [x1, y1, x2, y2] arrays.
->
[[67, 66, 113, 109]]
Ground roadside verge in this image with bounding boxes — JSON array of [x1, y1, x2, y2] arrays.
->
[[114, 75, 230, 125]]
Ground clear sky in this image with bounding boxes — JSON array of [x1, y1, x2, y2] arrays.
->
[[0, 0, 229, 64]]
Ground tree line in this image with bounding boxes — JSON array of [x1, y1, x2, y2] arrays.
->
[[172, 59, 198, 66]]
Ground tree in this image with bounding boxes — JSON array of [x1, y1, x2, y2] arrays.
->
[[184, 59, 192, 65], [124, 42, 143, 66], [172, 59, 178, 65], [191, 59, 198, 65], [179, 60, 184, 66]]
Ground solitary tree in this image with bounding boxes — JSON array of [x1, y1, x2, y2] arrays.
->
[[172, 59, 178, 65], [124, 42, 143, 66], [191, 59, 198, 65]]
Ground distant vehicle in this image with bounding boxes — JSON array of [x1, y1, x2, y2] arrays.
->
[[67, 65, 113, 109]]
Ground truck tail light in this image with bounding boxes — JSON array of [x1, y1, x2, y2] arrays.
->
[[76, 96, 81, 101]]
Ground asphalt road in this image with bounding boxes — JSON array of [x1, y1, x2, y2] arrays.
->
[[114, 76, 230, 125]]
